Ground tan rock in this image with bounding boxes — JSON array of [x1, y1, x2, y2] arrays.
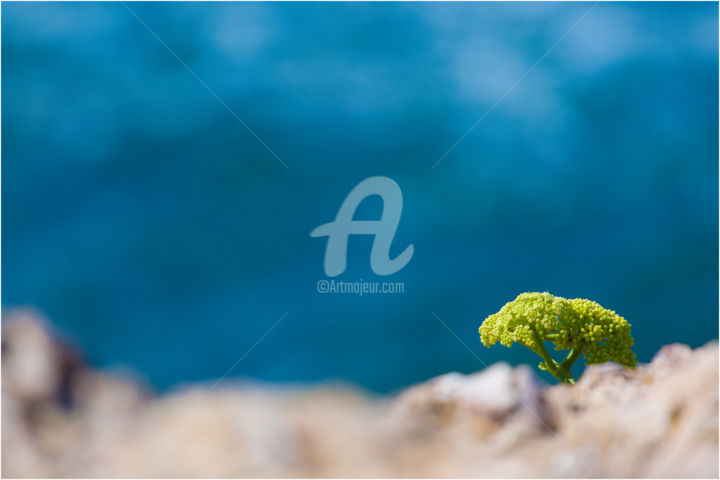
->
[[2, 310, 717, 478]]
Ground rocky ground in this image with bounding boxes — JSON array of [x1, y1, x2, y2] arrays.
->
[[2, 309, 718, 478]]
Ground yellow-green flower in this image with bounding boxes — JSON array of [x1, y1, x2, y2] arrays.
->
[[479, 292, 637, 384]]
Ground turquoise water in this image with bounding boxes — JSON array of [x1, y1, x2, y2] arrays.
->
[[2, 2, 718, 392]]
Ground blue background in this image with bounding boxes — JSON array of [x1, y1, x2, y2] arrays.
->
[[3, 2, 718, 392]]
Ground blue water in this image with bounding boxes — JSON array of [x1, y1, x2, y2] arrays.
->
[[2, 2, 718, 392]]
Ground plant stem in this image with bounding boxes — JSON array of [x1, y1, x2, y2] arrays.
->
[[530, 326, 577, 384], [529, 326, 560, 374], [555, 347, 581, 384], [560, 347, 582, 370]]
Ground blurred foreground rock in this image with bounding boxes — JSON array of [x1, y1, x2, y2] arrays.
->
[[3, 309, 718, 478]]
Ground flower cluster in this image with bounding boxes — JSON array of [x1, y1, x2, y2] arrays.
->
[[479, 292, 637, 383]]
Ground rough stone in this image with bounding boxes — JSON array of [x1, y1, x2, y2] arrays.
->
[[2, 310, 717, 478]]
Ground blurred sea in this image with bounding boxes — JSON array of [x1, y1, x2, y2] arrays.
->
[[2, 2, 718, 392]]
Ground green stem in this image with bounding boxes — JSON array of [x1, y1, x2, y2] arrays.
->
[[560, 347, 582, 370], [529, 326, 560, 373], [555, 347, 581, 385], [529, 326, 577, 384]]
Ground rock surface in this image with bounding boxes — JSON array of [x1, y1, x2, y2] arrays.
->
[[2, 309, 718, 478]]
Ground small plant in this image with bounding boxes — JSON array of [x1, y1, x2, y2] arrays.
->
[[479, 292, 637, 384]]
